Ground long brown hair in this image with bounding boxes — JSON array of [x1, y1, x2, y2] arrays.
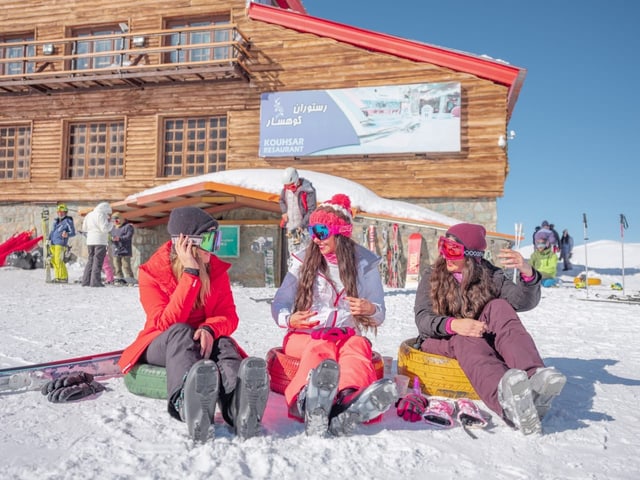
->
[[170, 246, 211, 307], [429, 256, 497, 319], [294, 209, 373, 333]]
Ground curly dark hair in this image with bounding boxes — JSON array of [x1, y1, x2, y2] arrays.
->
[[293, 207, 374, 333], [429, 256, 498, 319]]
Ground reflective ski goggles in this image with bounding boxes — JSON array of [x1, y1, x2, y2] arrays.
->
[[308, 223, 353, 240], [438, 236, 484, 261], [172, 228, 221, 253]]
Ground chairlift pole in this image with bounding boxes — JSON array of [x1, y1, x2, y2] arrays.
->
[[620, 214, 628, 296], [582, 213, 589, 298]]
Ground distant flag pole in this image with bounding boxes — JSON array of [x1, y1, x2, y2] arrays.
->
[[513, 223, 523, 282], [620, 214, 628, 296], [582, 213, 589, 298]]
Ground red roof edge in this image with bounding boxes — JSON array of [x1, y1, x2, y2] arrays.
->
[[248, 3, 526, 119], [273, 0, 306, 14]]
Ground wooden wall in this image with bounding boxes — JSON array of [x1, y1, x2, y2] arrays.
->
[[0, 0, 510, 205]]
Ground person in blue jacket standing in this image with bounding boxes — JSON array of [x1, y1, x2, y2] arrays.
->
[[111, 212, 136, 284], [49, 203, 76, 283]]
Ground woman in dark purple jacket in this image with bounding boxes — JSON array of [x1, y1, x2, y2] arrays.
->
[[413, 223, 566, 435]]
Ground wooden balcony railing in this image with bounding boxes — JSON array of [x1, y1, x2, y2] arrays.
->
[[0, 25, 253, 95]]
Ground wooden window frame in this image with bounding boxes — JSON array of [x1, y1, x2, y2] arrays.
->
[[163, 14, 231, 64], [0, 32, 35, 76], [160, 114, 228, 177], [0, 122, 32, 181], [67, 24, 127, 71], [64, 119, 125, 180]]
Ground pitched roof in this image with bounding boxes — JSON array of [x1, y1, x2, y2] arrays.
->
[[248, 3, 526, 119]]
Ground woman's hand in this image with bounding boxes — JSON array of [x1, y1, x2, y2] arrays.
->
[[497, 248, 533, 277], [345, 296, 376, 316], [174, 234, 199, 269], [450, 318, 487, 337], [288, 310, 320, 329], [193, 327, 213, 359]]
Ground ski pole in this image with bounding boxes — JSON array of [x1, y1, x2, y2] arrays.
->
[[582, 213, 589, 298], [620, 214, 628, 296], [513, 222, 523, 282]]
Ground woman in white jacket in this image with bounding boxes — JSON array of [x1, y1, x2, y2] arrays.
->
[[81, 202, 113, 287], [271, 194, 397, 437]]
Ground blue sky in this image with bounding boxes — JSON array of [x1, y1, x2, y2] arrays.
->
[[304, 0, 639, 243]]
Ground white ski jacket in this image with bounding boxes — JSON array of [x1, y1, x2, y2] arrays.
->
[[82, 202, 113, 246], [272, 244, 385, 333]]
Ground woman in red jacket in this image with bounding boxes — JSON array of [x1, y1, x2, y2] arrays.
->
[[118, 207, 268, 443]]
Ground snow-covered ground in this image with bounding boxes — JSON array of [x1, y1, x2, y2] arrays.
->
[[1, 240, 639, 479]]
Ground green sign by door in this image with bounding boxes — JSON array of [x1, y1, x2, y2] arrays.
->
[[217, 225, 240, 258]]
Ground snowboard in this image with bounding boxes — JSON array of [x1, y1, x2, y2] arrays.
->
[[366, 225, 377, 254], [405, 232, 423, 288], [387, 223, 400, 288], [250, 236, 275, 288], [0, 350, 123, 393]]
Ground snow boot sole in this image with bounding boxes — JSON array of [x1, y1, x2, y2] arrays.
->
[[183, 359, 219, 443], [234, 357, 269, 440], [498, 369, 541, 435], [530, 367, 566, 419], [329, 378, 398, 437], [304, 359, 339, 436]]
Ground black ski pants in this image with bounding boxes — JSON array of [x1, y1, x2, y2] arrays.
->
[[141, 323, 244, 425]]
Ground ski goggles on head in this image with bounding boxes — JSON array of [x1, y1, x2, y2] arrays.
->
[[438, 236, 484, 261], [308, 223, 353, 240], [173, 228, 221, 253]]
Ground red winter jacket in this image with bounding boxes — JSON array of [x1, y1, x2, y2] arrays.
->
[[118, 241, 239, 374]]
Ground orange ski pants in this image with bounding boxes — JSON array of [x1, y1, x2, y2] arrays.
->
[[283, 332, 377, 407]]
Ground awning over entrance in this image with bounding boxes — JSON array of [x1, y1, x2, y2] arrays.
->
[[111, 181, 281, 228]]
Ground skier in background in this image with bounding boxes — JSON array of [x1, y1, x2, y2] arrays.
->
[[49, 203, 75, 283], [279, 167, 316, 258], [533, 221, 558, 251], [530, 237, 559, 286], [111, 212, 136, 284], [559, 229, 574, 271], [81, 202, 113, 287]]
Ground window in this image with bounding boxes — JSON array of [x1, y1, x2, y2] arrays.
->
[[165, 16, 231, 64], [66, 120, 125, 179], [0, 34, 35, 75], [162, 116, 227, 177], [0, 124, 31, 180], [70, 25, 125, 70]]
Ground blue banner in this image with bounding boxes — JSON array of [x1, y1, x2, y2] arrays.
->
[[259, 82, 460, 157]]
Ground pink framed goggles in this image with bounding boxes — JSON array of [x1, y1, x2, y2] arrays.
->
[[438, 236, 484, 261]]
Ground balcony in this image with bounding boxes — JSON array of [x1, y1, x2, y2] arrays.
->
[[0, 25, 253, 95]]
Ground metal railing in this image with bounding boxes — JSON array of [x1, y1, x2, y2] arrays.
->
[[0, 24, 252, 93]]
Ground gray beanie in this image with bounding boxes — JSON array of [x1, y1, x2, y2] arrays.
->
[[167, 207, 218, 236]]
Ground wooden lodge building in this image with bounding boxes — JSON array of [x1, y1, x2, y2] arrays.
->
[[0, 0, 526, 286]]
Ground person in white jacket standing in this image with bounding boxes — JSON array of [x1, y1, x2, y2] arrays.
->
[[81, 202, 113, 287]]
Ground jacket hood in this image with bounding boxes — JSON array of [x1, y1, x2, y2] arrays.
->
[[95, 202, 112, 215]]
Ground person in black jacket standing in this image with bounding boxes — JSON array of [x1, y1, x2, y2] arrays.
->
[[111, 212, 135, 285]]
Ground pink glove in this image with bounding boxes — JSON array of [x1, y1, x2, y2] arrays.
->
[[396, 393, 429, 422]]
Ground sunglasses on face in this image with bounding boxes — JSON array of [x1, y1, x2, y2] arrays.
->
[[308, 223, 353, 240]]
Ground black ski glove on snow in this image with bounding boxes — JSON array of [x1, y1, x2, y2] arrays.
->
[[41, 371, 105, 403]]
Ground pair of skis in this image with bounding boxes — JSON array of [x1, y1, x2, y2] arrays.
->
[[0, 350, 123, 393], [364, 224, 422, 288]]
